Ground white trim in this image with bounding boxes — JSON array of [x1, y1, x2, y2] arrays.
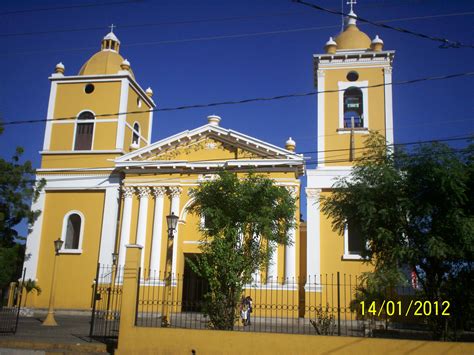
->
[[126, 121, 149, 146], [116, 78, 129, 150], [148, 108, 153, 144], [149, 192, 165, 272], [49, 75, 156, 108], [338, 81, 369, 130], [40, 149, 124, 155], [342, 225, 367, 260], [317, 70, 325, 167], [115, 124, 303, 163], [60, 210, 85, 253], [183, 241, 203, 245], [72, 110, 97, 151], [171, 193, 181, 276], [118, 192, 133, 267], [98, 185, 120, 265], [305, 167, 352, 189], [51, 118, 118, 125], [305, 188, 321, 292], [23, 191, 46, 281], [43, 82, 58, 150], [34, 174, 119, 189], [384, 67, 394, 146]]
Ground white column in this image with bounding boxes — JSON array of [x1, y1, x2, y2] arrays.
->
[[284, 187, 297, 282], [169, 187, 182, 277], [305, 188, 321, 291], [136, 187, 151, 273], [316, 69, 326, 166], [252, 235, 261, 285], [98, 184, 120, 266], [118, 186, 134, 268], [116, 78, 130, 150], [23, 190, 46, 281], [149, 187, 166, 275], [267, 241, 278, 284], [384, 66, 394, 146]]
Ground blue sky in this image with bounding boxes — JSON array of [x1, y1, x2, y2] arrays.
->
[[1, 0, 474, 229]]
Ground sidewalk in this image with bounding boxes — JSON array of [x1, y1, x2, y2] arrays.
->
[[0, 314, 110, 354]]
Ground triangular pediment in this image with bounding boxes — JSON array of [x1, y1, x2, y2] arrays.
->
[[115, 124, 303, 169]]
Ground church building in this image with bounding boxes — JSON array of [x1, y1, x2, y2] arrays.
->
[[22, 6, 395, 311], [22, 30, 304, 309]]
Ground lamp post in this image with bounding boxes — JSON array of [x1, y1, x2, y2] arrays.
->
[[42, 238, 64, 326], [106, 252, 119, 320], [161, 212, 179, 327]]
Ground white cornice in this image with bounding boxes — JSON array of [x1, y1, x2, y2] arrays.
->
[[49, 73, 155, 108], [40, 149, 125, 155], [115, 123, 303, 163]]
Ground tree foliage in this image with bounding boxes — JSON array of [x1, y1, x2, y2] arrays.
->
[[321, 132, 473, 338], [187, 171, 297, 330], [0, 124, 44, 298]]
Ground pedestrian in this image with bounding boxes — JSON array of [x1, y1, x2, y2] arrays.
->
[[240, 297, 248, 326], [244, 296, 253, 326]]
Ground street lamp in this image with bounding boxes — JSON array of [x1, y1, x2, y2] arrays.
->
[[42, 238, 63, 326], [166, 212, 179, 239], [161, 212, 179, 327]]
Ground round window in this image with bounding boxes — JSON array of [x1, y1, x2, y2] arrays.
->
[[346, 71, 359, 82], [84, 84, 95, 94]]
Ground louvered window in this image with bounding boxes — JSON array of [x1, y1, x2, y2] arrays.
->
[[74, 111, 94, 150]]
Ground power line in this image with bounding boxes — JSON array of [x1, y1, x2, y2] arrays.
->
[[1, 71, 473, 127], [23, 134, 473, 170], [293, 0, 474, 49], [0, 11, 309, 38], [3, 12, 474, 56], [2, 10, 472, 39], [0, 0, 143, 16]]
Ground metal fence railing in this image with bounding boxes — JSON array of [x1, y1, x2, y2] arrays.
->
[[89, 264, 123, 341], [0, 268, 26, 334], [131, 269, 459, 340]]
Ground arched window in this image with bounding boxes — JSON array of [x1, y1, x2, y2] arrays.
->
[[132, 122, 140, 147], [74, 111, 94, 150], [343, 87, 363, 128], [62, 212, 83, 251]]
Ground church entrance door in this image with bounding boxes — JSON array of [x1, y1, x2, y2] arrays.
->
[[182, 253, 208, 312]]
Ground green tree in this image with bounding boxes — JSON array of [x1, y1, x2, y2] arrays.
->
[[0, 124, 44, 302], [187, 171, 297, 330], [321, 132, 473, 339]]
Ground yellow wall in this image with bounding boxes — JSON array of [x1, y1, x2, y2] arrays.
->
[[323, 67, 386, 165], [125, 86, 151, 151], [33, 190, 105, 309], [117, 247, 474, 355], [117, 326, 474, 355]]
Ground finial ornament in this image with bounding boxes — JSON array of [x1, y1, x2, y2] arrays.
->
[[347, 0, 357, 12], [109, 24, 116, 33]]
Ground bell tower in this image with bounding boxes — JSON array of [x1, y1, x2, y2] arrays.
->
[[314, 9, 395, 166], [41, 29, 156, 169], [305, 6, 396, 283]]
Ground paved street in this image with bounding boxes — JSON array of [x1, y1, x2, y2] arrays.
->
[[0, 314, 109, 354]]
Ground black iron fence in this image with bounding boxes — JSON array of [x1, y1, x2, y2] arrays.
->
[[89, 264, 123, 341], [132, 270, 471, 341], [0, 269, 26, 334]]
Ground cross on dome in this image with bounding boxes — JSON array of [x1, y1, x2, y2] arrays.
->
[[109, 24, 116, 33], [346, 0, 357, 12]]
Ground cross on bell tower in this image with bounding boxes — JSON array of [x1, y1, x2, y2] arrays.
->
[[109, 24, 116, 33]]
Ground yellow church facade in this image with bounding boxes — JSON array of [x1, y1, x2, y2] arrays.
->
[[22, 8, 395, 314]]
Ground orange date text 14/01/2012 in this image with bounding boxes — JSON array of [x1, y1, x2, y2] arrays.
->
[[360, 300, 451, 317]]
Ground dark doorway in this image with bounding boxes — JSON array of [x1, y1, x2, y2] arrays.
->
[[182, 254, 209, 312]]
